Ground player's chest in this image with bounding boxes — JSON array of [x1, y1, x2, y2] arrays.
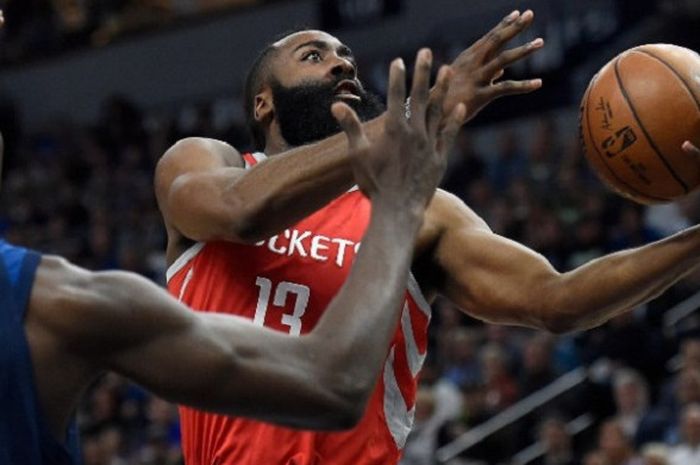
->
[[213, 192, 372, 334], [247, 191, 370, 272]]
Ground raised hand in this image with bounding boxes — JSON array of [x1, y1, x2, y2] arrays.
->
[[443, 9, 544, 124], [332, 49, 465, 209], [683, 141, 700, 157]]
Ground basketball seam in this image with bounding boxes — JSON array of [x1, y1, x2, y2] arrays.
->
[[583, 73, 667, 202], [613, 57, 689, 193], [634, 49, 700, 112]]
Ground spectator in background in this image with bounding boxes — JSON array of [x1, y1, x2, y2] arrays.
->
[[660, 337, 700, 400], [641, 444, 669, 465], [145, 397, 181, 461], [682, 339, 700, 371], [668, 404, 700, 465], [522, 207, 568, 271], [441, 327, 482, 388], [519, 333, 558, 396], [484, 324, 521, 374], [609, 368, 661, 447], [567, 214, 605, 269], [432, 299, 468, 368], [577, 311, 668, 387], [480, 344, 519, 412], [606, 205, 662, 252], [437, 382, 495, 464], [527, 118, 559, 191], [582, 450, 607, 465], [658, 368, 700, 443], [532, 416, 580, 465], [487, 128, 527, 191], [440, 129, 485, 200], [597, 420, 643, 465]]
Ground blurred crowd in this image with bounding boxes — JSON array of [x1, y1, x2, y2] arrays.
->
[[3, 30, 700, 465], [0, 0, 266, 63], [2, 86, 700, 464]]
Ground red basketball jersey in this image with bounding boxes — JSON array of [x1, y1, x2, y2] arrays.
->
[[166, 152, 432, 465]]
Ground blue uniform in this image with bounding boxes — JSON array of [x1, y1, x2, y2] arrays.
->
[[0, 240, 80, 464]]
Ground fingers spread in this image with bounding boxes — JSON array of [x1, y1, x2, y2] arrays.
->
[[484, 37, 544, 79], [491, 68, 505, 83], [409, 48, 433, 129], [474, 10, 519, 50], [387, 58, 407, 123], [486, 78, 542, 100], [426, 65, 453, 139], [481, 9, 535, 61]]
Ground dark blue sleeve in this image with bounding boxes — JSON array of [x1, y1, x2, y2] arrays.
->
[[0, 241, 41, 320]]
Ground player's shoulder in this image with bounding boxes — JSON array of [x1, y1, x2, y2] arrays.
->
[[427, 189, 490, 232], [33, 255, 89, 298], [154, 137, 245, 207], [158, 137, 244, 172], [416, 190, 490, 262]]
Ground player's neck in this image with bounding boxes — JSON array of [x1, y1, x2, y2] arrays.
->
[[264, 123, 289, 156], [264, 139, 288, 156]]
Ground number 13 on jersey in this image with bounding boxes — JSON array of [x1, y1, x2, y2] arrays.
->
[[254, 277, 310, 336]]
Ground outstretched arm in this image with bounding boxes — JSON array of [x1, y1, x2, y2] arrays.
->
[[37, 206, 415, 429], [155, 11, 542, 245], [38, 57, 463, 430], [430, 190, 700, 334]]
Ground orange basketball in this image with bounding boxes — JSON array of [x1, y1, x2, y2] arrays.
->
[[580, 44, 700, 204]]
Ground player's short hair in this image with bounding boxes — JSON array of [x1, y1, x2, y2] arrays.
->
[[243, 27, 312, 151]]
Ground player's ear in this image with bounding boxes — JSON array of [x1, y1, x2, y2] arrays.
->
[[254, 88, 274, 125]]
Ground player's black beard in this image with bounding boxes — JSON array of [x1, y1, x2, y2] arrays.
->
[[271, 78, 384, 147]]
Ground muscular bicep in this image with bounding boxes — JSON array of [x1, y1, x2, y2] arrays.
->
[[38, 260, 352, 428], [431, 192, 560, 329], [155, 137, 249, 242]]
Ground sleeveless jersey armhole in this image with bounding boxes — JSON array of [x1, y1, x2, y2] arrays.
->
[[241, 152, 267, 169]]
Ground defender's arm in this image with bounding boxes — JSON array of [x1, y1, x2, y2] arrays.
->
[[33, 200, 416, 430]]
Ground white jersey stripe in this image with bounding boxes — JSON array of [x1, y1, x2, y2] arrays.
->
[[382, 346, 415, 449], [407, 273, 431, 318], [178, 267, 195, 301], [400, 303, 426, 377], [243, 151, 267, 169], [166, 242, 205, 282], [251, 152, 267, 163]]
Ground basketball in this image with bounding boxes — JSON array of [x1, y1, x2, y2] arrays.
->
[[580, 44, 700, 204]]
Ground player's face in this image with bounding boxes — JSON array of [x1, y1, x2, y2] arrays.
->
[[271, 31, 360, 97], [265, 31, 384, 147]]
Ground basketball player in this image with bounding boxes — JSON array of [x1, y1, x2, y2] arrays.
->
[[0, 9, 464, 460], [155, 8, 700, 465]]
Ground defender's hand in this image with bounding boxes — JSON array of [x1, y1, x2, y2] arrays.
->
[[443, 9, 543, 124], [333, 49, 464, 208]]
